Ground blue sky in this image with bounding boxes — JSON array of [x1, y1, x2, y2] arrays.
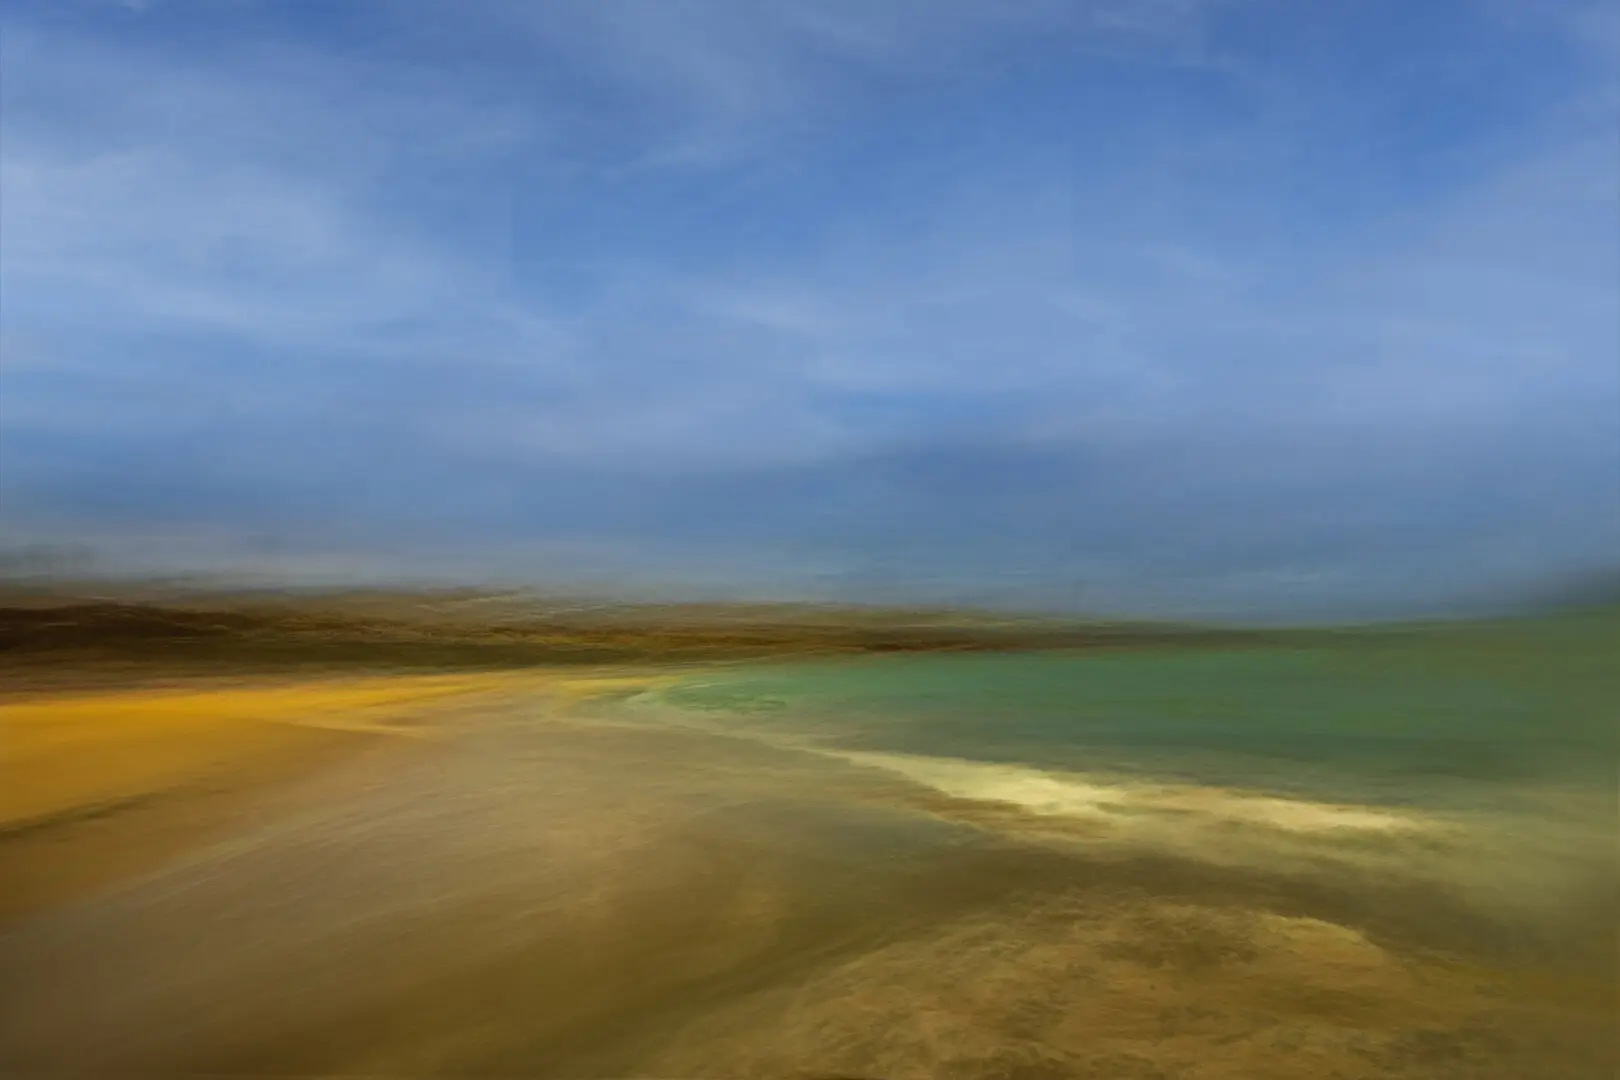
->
[[2, 0, 1616, 617]]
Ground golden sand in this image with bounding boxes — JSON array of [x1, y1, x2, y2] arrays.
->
[[0, 671, 573, 918]]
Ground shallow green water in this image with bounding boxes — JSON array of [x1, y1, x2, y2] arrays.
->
[[657, 612, 1618, 799]]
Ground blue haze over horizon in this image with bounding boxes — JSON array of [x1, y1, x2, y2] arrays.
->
[[2, 0, 1617, 619]]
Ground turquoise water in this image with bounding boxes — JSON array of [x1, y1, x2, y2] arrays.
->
[[654, 619, 1619, 809], [624, 614, 1619, 1006]]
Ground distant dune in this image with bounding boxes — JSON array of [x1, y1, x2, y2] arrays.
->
[[0, 581, 1241, 679]]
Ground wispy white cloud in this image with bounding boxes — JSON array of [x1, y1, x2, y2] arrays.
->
[[462, 0, 1234, 166], [1, 0, 1615, 611]]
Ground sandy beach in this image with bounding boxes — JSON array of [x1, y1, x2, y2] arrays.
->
[[2, 658, 1612, 1079]]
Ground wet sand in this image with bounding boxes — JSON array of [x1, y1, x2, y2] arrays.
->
[[1, 671, 1613, 1079]]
